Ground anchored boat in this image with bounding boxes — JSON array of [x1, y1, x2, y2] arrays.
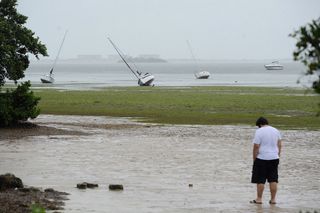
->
[[107, 37, 155, 86], [187, 40, 210, 79], [41, 30, 68, 83], [264, 61, 284, 70]]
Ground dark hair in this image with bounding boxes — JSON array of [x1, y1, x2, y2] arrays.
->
[[256, 117, 269, 127]]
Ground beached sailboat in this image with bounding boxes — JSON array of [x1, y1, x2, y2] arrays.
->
[[41, 30, 68, 83], [187, 40, 210, 79], [264, 61, 284, 70], [107, 37, 155, 86]]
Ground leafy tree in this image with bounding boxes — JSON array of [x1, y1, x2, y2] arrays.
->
[[0, 0, 47, 126], [290, 17, 320, 115], [290, 17, 320, 93], [0, 81, 40, 127]]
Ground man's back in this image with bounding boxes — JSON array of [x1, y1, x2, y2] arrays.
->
[[253, 126, 281, 160]]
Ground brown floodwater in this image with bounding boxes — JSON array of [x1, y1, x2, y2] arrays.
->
[[0, 115, 319, 213]]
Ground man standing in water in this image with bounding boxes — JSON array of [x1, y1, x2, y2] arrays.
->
[[250, 117, 282, 204]]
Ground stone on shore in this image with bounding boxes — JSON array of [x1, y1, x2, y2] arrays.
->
[[0, 173, 69, 213], [0, 173, 23, 191]]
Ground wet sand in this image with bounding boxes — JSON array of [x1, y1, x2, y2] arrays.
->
[[0, 115, 319, 213]]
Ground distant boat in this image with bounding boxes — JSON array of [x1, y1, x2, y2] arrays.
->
[[107, 37, 155, 86], [264, 61, 284, 70], [186, 40, 210, 79], [41, 30, 68, 83], [195, 71, 211, 79], [40, 68, 54, 83]]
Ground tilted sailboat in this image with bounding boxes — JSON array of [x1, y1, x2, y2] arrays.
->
[[41, 30, 68, 83], [187, 40, 210, 79], [107, 37, 155, 86]]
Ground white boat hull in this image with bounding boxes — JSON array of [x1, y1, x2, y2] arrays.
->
[[264, 61, 283, 70], [40, 75, 54, 83], [264, 65, 283, 70], [138, 74, 155, 86], [195, 71, 210, 79]]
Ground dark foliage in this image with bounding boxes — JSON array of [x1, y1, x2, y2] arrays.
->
[[290, 17, 320, 115], [0, 0, 47, 86], [0, 81, 40, 127], [0, 0, 47, 126], [290, 17, 320, 93]]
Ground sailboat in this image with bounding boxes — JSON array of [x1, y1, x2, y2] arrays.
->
[[107, 37, 155, 86], [41, 30, 68, 83], [187, 40, 210, 79]]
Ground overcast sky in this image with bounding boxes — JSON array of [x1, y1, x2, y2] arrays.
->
[[18, 0, 320, 60]]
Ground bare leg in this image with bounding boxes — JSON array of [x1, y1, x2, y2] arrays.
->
[[256, 184, 264, 202], [269, 182, 277, 203]]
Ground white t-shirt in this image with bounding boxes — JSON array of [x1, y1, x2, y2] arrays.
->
[[253, 125, 281, 160]]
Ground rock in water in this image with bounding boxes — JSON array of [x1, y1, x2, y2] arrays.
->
[[76, 183, 87, 189], [108, 184, 123, 191], [86, 183, 99, 188], [76, 182, 99, 189]]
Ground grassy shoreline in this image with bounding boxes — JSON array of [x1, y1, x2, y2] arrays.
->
[[33, 86, 320, 130]]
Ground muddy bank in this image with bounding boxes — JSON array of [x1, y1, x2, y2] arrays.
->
[[0, 115, 149, 140], [0, 122, 87, 140], [0, 115, 319, 213], [0, 188, 69, 213], [0, 173, 69, 213]]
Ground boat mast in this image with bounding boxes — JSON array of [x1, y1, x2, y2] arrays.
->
[[50, 30, 68, 74], [107, 37, 140, 80], [186, 40, 200, 71]]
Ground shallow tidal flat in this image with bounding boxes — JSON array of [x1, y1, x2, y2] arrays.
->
[[0, 115, 319, 212], [35, 86, 320, 130]]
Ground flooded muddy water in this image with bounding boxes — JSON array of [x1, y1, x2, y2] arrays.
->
[[0, 115, 319, 212]]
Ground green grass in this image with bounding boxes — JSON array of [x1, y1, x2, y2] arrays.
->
[[34, 86, 320, 130]]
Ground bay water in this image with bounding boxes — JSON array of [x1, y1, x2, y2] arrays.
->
[[18, 61, 317, 89]]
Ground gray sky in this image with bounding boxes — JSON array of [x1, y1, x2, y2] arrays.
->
[[18, 0, 320, 60]]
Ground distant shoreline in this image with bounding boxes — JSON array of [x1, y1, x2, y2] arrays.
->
[[29, 58, 297, 65]]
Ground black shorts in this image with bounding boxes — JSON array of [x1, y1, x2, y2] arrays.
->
[[251, 158, 279, 184]]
